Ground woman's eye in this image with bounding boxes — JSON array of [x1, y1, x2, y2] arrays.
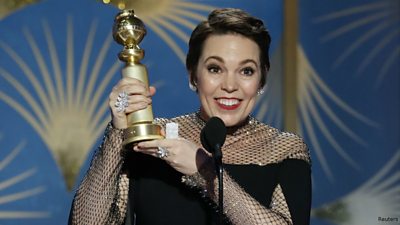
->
[[207, 65, 221, 74], [242, 67, 255, 76]]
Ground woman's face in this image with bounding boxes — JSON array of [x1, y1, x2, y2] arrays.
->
[[194, 34, 262, 127]]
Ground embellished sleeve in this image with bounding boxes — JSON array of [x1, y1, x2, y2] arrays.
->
[[69, 123, 129, 225], [183, 161, 292, 224], [182, 133, 311, 225]]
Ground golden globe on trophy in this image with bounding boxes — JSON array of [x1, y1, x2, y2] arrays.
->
[[113, 9, 163, 146]]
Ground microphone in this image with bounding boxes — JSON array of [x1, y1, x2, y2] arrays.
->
[[200, 117, 226, 225], [200, 117, 227, 159]]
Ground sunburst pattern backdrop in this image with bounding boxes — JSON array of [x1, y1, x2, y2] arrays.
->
[[0, 0, 398, 224]]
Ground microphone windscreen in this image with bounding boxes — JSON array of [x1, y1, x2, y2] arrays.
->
[[200, 117, 227, 153], [200, 126, 210, 152]]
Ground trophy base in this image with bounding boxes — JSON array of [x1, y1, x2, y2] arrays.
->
[[122, 123, 164, 147]]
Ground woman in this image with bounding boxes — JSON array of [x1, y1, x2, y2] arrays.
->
[[69, 8, 311, 225]]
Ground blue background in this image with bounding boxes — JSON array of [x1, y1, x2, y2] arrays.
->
[[0, 0, 398, 224]]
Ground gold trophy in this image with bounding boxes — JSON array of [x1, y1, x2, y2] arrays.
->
[[113, 9, 163, 146]]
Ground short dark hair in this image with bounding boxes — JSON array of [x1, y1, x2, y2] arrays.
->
[[186, 8, 271, 88]]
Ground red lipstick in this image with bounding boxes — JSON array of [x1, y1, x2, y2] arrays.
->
[[215, 98, 241, 110]]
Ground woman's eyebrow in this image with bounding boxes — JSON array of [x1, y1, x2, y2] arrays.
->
[[204, 56, 224, 63], [239, 59, 258, 66]]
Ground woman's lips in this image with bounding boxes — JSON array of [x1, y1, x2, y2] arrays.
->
[[215, 98, 241, 110]]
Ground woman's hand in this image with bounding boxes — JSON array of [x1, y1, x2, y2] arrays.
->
[[133, 138, 210, 175], [109, 77, 155, 129]]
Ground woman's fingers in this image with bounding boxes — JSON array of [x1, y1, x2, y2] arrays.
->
[[134, 139, 173, 158], [133, 139, 203, 175], [116, 84, 149, 97], [133, 145, 160, 157], [109, 77, 156, 129], [149, 86, 156, 96]]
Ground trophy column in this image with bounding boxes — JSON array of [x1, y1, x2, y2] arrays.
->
[[113, 9, 163, 146]]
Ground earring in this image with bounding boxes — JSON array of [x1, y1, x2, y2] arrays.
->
[[257, 88, 264, 96], [189, 82, 197, 92]]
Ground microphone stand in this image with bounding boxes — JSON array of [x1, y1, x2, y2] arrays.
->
[[200, 116, 226, 225], [214, 146, 223, 225]]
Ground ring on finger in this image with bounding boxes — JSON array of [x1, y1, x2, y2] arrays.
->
[[156, 147, 169, 159], [115, 91, 129, 112]]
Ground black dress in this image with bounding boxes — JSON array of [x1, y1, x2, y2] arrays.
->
[[124, 151, 311, 225]]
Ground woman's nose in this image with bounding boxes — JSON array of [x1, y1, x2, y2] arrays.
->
[[221, 73, 238, 92]]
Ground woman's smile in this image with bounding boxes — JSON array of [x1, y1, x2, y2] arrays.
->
[[215, 97, 241, 110]]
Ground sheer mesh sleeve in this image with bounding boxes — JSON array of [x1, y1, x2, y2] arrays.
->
[[183, 161, 292, 224], [182, 127, 311, 225], [69, 123, 129, 225]]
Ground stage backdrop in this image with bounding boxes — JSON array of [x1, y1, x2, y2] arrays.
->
[[0, 0, 398, 224]]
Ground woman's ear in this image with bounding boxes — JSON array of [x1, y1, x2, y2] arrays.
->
[[188, 70, 198, 92], [261, 65, 269, 88], [190, 70, 199, 85]]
